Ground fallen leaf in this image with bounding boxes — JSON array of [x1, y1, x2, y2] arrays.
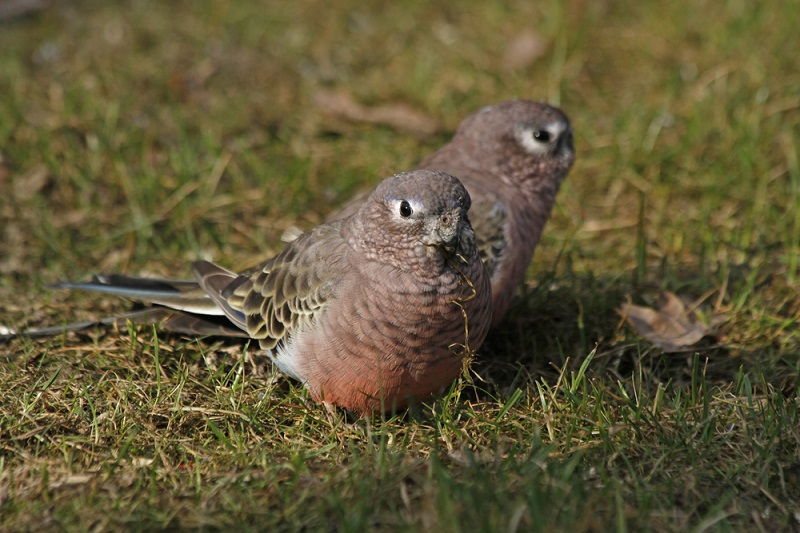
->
[[618, 291, 708, 352], [313, 89, 439, 137]]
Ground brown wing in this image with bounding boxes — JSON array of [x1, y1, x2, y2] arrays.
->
[[219, 223, 348, 350]]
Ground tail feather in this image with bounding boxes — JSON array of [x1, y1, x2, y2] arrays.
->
[[4, 268, 256, 342], [0, 308, 250, 342], [160, 312, 250, 338], [51, 274, 223, 316], [1, 309, 171, 340]]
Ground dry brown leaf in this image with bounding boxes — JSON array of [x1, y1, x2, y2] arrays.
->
[[313, 89, 439, 137], [618, 291, 708, 352]]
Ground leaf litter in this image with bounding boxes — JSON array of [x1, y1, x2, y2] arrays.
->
[[618, 291, 720, 352]]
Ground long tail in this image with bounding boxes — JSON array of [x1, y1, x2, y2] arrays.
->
[[51, 274, 223, 315], [2, 272, 250, 341]]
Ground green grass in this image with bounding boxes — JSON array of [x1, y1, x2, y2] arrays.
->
[[1, 0, 799, 531]]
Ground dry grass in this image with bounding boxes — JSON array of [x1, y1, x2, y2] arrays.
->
[[1, 0, 799, 531]]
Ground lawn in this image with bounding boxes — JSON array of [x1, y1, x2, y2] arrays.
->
[[1, 0, 799, 531]]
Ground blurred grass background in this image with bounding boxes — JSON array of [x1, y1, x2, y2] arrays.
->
[[1, 0, 799, 531]]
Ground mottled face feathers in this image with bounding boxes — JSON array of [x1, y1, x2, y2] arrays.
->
[[449, 99, 575, 187], [350, 170, 475, 270], [513, 114, 573, 160], [367, 170, 472, 228]]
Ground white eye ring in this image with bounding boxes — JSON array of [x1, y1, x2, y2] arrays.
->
[[391, 198, 421, 219], [515, 121, 564, 156]]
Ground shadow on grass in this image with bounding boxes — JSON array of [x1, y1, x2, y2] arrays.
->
[[472, 266, 799, 406]]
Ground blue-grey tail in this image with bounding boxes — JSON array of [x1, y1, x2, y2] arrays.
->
[[51, 274, 224, 316]]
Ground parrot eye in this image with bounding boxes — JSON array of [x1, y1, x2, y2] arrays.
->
[[399, 200, 413, 218]]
